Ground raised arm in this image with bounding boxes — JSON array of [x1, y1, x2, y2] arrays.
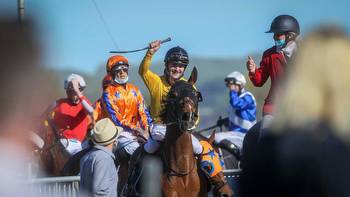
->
[[139, 40, 162, 92]]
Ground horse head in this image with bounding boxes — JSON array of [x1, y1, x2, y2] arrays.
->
[[162, 67, 202, 132]]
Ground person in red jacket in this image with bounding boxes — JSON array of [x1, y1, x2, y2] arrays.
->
[[47, 74, 94, 156], [246, 15, 300, 134]]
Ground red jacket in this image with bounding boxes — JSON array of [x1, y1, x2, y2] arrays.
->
[[52, 96, 92, 142], [249, 46, 287, 115]]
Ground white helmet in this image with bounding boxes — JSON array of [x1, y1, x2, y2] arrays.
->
[[64, 73, 86, 90], [225, 71, 246, 87]]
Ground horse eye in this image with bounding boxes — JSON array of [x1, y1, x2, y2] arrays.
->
[[197, 91, 203, 102]]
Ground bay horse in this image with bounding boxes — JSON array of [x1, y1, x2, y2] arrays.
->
[[124, 68, 233, 196], [36, 118, 72, 176], [160, 68, 232, 196]]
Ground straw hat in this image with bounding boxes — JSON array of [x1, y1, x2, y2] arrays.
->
[[92, 118, 122, 146]]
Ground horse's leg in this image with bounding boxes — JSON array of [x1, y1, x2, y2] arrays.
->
[[115, 148, 131, 195], [118, 163, 128, 195], [161, 176, 178, 197], [198, 169, 209, 197]]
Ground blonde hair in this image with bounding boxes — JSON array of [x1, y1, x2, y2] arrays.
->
[[272, 26, 350, 142]]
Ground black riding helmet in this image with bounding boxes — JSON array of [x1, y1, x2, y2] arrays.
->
[[265, 15, 300, 35], [164, 46, 189, 66]]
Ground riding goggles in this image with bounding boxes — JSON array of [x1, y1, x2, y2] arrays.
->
[[225, 78, 238, 85], [111, 61, 129, 71], [167, 53, 189, 65], [111, 64, 129, 73]]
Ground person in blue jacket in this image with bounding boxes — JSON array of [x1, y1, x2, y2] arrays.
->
[[215, 71, 257, 152]]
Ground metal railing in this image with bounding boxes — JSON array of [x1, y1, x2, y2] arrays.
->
[[26, 176, 80, 197], [25, 169, 241, 197]]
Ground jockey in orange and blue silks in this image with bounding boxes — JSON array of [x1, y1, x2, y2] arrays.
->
[[94, 55, 152, 155]]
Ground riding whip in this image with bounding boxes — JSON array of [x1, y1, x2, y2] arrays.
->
[[196, 124, 218, 133], [196, 116, 226, 133], [110, 37, 172, 54]]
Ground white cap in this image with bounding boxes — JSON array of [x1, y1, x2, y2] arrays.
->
[[225, 71, 246, 87], [64, 73, 86, 89]]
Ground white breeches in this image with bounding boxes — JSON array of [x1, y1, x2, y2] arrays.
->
[[144, 124, 203, 155], [116, 131, 140, 155], [60, 138, 82, 156]]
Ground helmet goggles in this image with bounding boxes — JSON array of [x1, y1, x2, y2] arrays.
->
[[167, 53, 189, 65], [225, 78, 241, 86], [111, 61, 129, 73]]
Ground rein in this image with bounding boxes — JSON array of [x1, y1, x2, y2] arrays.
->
[[41, 119, 69, 157]]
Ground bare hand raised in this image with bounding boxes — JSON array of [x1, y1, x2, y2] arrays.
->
[[148, 40, 161, 55], [246, 56, 256, 73]]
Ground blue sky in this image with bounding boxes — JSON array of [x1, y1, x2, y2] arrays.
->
[[1, 0, 349, 73]]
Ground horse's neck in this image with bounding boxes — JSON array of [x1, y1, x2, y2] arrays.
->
[[164, 124, 195, 170]]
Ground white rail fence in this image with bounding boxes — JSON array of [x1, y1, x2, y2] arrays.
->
[[25, 169, 241, 197]]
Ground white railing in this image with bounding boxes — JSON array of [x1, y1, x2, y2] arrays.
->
[[26, 176, 80, 197], [25, 169, 240, 197]]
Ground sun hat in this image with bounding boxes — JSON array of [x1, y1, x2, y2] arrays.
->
[[92, 118, 122, 146]]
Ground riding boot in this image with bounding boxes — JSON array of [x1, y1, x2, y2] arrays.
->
[[123, 145, 148, 196], [215, 139, 241, 160]]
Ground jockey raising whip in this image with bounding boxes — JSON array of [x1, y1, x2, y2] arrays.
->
[[110, 37, 171, 53]]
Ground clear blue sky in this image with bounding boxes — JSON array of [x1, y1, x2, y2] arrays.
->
[[1, 0, 349, 73]]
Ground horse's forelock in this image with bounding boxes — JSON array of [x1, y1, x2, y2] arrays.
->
[[161, 81, 198, 124]]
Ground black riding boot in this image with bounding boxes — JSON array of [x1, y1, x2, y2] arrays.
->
[[215, 139, 241, 160], [122, 145, 148, 196]]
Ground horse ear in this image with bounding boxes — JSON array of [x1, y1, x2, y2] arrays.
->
[[208, 130, 216, 145], [187, 67, 198, 85]]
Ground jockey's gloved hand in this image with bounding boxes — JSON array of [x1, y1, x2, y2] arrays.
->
[[136, 136, 147, 144], [132, 128, 148, 143], [216, 117, 229, 127]]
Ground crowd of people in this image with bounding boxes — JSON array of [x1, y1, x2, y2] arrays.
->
[[3, 12, 349, 197], [40, 14, 303, 196]]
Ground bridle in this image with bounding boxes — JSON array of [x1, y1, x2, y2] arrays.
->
[[165, 82, 202, 132]]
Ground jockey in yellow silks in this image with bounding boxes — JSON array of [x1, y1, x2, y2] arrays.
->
[[139, 42, 201, 154], [135, 40, 229, 195]]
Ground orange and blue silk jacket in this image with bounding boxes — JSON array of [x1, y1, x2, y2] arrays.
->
[[94, 82, 152, 131]]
